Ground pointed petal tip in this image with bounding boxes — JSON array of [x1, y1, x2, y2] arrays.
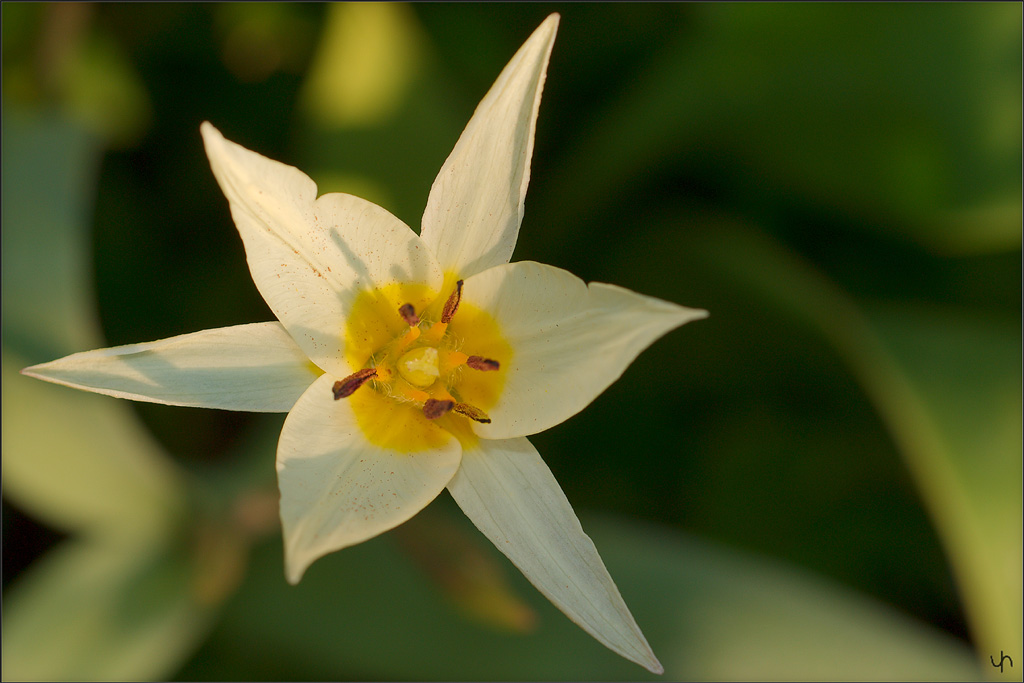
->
[[200, 122, 236, 161], [20, 361, 56, 383], [419, 10, 562, 278], [200, 122, 235, 163], [663, 303, 709, 329], [284, 541, 312, 586], [200, 121, 227, 161], [534, 13, 560, 50], [199, 121, 217, 147], [660, 303, 708, 338], [285, 564, 305, 586], [643, 654, 665, 675], [615, 626, 663, 674]]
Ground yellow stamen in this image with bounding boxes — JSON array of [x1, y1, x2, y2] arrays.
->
[[398, 325, 421, 348], [440, 350, 469, 375], [445, 350, 469, 366], [422, 321, 448, 344], [398, 386, 431, 403], [431, 385, 455, 402]]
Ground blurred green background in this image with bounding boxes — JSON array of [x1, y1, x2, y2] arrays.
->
[[2, 3, 1020, 681]]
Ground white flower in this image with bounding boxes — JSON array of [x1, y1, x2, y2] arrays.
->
[[24, 14, 706, 674]]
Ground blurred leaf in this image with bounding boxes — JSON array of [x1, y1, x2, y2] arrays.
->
[[2, 104, 260, 682], [0, 5, 151, 147], [392, 507, 538, 634], [214, 3, 316, 83], [299, 2, 424, 128], [293, 5, 476, 229], [934, 197, 1024, 255], [2, 110, 184, 537], [696, 223, 1021, 673], [599, 517, 980, 681], [178, 510, 979, 681], [549, 3, 1022, 255], [2, 108, 103, 358], [863, 304, 1022, 671], [60, 25, 152, 147], [2, 538, 215, 682], [2, 352, 183, 538]]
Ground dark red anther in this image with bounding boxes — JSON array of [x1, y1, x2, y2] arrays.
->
[[422, 398, 455, 419], [440, 280, 464, 324], [466, 356, 500, 371], [332, 368, 377, 399], [398, 303, 420, 326]]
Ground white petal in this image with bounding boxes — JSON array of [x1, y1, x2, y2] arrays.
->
[[277, 374, 462, 584], [21, 323, 320, 412], [420, 15, 559, 279], [462, 261, 707, 439], [201, 123, 443, 377], [447, 436, 663, 674]]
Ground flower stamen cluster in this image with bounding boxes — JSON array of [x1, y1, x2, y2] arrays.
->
[[341, 280, 498, 427]]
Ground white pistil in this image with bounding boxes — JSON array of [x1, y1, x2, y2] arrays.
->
[[397, 346, 440, 388]]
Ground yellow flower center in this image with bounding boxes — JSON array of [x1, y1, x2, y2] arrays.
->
[[340, 277, 512, 453]]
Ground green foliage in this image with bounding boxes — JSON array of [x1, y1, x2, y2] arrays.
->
[[178, 511, 980, 681]]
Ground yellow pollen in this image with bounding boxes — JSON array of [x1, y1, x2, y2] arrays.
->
[[397, 346, 440, 388]]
